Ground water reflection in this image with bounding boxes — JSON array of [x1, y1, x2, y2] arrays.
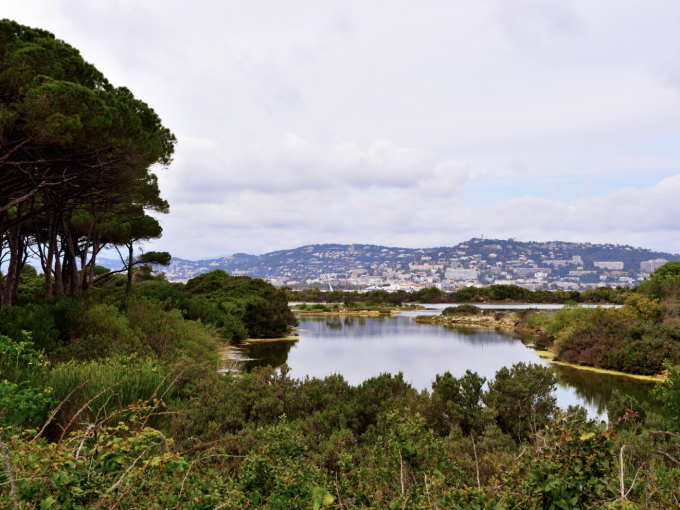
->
[[243, 341, 298, 370], [242, 315, 657, 418], [552, 364, 660, 415]]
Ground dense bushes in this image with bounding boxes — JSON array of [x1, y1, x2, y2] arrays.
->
[[2, 323, 680, 507], [291, 284, 630, 305], [529, 296, 680, 375], [6, 269, 297, 357], [172, 362, 557, 448], [0, 298, 81, 352], [442, 304, 482, 315], [183, 270, 297, 338], [3, 265, 680, 506]]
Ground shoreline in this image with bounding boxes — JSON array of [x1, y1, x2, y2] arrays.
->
[[413, 314, 667, 382], [413, 314, 518, 329], [294, 310, 401, 316], [535, 350, 666, 382]]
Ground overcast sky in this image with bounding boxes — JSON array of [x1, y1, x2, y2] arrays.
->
[[4, 0, 680, 258]]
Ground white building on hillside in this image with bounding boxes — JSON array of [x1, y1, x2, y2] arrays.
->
[[594, 261, 624, 270], [640, 259, 667, 272], [445, 268, 478, 281]]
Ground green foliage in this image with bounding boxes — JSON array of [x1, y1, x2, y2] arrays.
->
[[1, 413, 189, 508], [185, 270, 297, 338], [430, 369, 488, 436], [70, 302, 139, 350], [528, 305, 596, 338], [293, 285, 629, 307], [93, 265, 111, 276], [2, 337, 679, 508], [17, 353, 170, 436], [139, 250, 171, 266], [125, 296, 218, 361], [0, 379, 56, 427], [653, 361, 680, 431], [529, 297, 680, 375], [325, 290, 343, 302], [0, 298, 81, 352], [509, 411, 617, 509], [0, 333, 55, 427], [416, 286, 442, 302], [442, 304, 482, 316], [607, 389, 649, 430], [0, 19, 176, 159], [15, 264, 45, 300], [483, 362, 557, 441], [639, 260, 680, 300], [130, 280, 248, 342]]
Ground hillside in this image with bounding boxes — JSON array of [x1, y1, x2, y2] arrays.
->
[[158, 239, 680, 291]]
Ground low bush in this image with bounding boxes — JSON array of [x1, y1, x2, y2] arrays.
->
[[0, 298, 81, 353], [442, 304, 482, 316]]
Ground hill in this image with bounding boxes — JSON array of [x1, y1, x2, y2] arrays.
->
[[160, 239, 680, 290]]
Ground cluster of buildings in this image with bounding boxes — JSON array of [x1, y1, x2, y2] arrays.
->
[[270, 246, 670, 293], [161, 240, 678, 292]]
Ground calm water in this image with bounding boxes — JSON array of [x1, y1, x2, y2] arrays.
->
[[243, 307, 656, 419]]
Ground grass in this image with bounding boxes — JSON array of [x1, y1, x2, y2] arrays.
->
[[3, 353, 175, 433]]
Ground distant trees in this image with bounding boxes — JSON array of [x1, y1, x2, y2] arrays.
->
[[0, 20, 175, 307], [639, 261, 680, 301]]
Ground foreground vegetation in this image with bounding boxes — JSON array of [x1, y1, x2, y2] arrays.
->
[[2, 323, 680, 508], [1, 264, 680, 507], [1, 264, 680, 508]]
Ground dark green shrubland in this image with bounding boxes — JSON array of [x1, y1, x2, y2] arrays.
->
[[442, 304, 482, 316]]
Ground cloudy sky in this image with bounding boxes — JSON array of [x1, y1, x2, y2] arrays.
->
[[4, 0, 680, 257]]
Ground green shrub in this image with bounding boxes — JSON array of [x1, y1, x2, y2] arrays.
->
[[443, 304, 482, 316], [430, 369, 488, 436], [0, 304, 60, 352], [164, 270, 298, 339], [0, 334, 55, 427], [0, 297, 84, 353], [125, 297, 218, 361], [607, 389, 648, 430], [483, 362, 557, 441], [130, 280, 248, 342], [653, 361, 680, 431], [69, 302, 140, 354]]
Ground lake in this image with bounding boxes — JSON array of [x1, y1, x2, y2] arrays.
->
[[242, 305, 657, 419]]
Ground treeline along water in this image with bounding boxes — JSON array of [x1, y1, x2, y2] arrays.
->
[[243, 309, 658, 418]]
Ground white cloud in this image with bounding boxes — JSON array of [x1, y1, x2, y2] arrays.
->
[[3, 0, 680, 257], [151, 167, 680, 257], [160, 134, 461, 202]]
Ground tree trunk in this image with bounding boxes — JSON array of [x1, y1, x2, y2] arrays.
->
[[126, 242, 134, 294], [54, 246, 64, 295], [11, 233, 27, 299], [78, 211, 100, 292], [61, 253, 70, 294], [43, 211, 58, 299], [61, 218, 80, 295], [88, 212, 106, 294], [1, 205, 23, 309]]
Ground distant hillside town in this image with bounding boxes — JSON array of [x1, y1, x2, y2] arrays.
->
[[98, 238, 678, 292]]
